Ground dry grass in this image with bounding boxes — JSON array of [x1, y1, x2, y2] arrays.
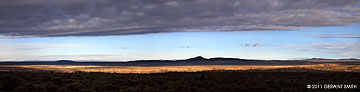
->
[[1, 64, 360, 73]]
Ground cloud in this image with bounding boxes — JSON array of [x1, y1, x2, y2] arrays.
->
[[40, 54, 121, 58], [240, 43, 263, 47], [312, 36, 360, 38], [252, 43, 263, 47], [283, 42, 360, 57], [0, 54, 122, 61], [0, 0, 360, 37], [0, 43, 84, 61], [0, 43, 125, 61], [308, 34, 360, 38], [180, 46, 191, 48], [165, 1, 180, 6], [0, 43, 82, 50]]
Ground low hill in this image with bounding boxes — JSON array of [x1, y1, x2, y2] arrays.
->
[[56, 60, 76, 63]]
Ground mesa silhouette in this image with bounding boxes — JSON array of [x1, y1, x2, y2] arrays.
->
[[1, 56, 359, 66]]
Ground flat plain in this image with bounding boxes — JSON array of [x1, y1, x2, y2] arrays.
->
[[1, 64, 360, 73]]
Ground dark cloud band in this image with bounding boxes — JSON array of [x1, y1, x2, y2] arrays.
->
[[1, 0, 360, 37]]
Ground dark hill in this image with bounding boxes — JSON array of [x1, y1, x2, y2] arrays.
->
[[185, 56, 207, 61], [56, 60, 76, 63]]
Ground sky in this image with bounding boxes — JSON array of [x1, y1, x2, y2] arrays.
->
[[0, 0, 360, 61]]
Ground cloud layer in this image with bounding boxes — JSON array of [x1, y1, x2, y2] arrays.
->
[[308, 35, 360, 38], [1, 0, 360, 37], [283, 42, 360, 57], [0, 43, 82, 50]]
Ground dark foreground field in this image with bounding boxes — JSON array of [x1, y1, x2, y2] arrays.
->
[[1, 68, 359, 92]]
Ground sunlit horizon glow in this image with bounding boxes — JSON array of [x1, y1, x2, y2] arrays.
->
[[0, 0, 359, 61]]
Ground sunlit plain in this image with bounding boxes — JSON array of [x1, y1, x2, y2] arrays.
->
[[1, 64, 360, 73]]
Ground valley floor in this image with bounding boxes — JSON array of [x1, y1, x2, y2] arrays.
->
[[1, 64, 360, 73]]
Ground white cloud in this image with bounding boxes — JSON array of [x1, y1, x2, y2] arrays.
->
[[307, 34, 360, 38], [284, 42, 360, 51], [38, 54, 123, 61], [165, 1, 179, 6], [0, 43, 82, 50], [283, 42, 360, 57], [0, 43, 125, 61]]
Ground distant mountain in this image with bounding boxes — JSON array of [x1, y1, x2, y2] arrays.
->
[[0, 56, 359, 66], [339, 58, 359, 60], [307, 58, 333, 60], [56, 60, 76, 63], [185, 56, 207, 61], [307, 58, 359, 60]]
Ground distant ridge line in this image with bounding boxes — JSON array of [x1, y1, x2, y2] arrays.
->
[[0, 56, 359, 66]]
